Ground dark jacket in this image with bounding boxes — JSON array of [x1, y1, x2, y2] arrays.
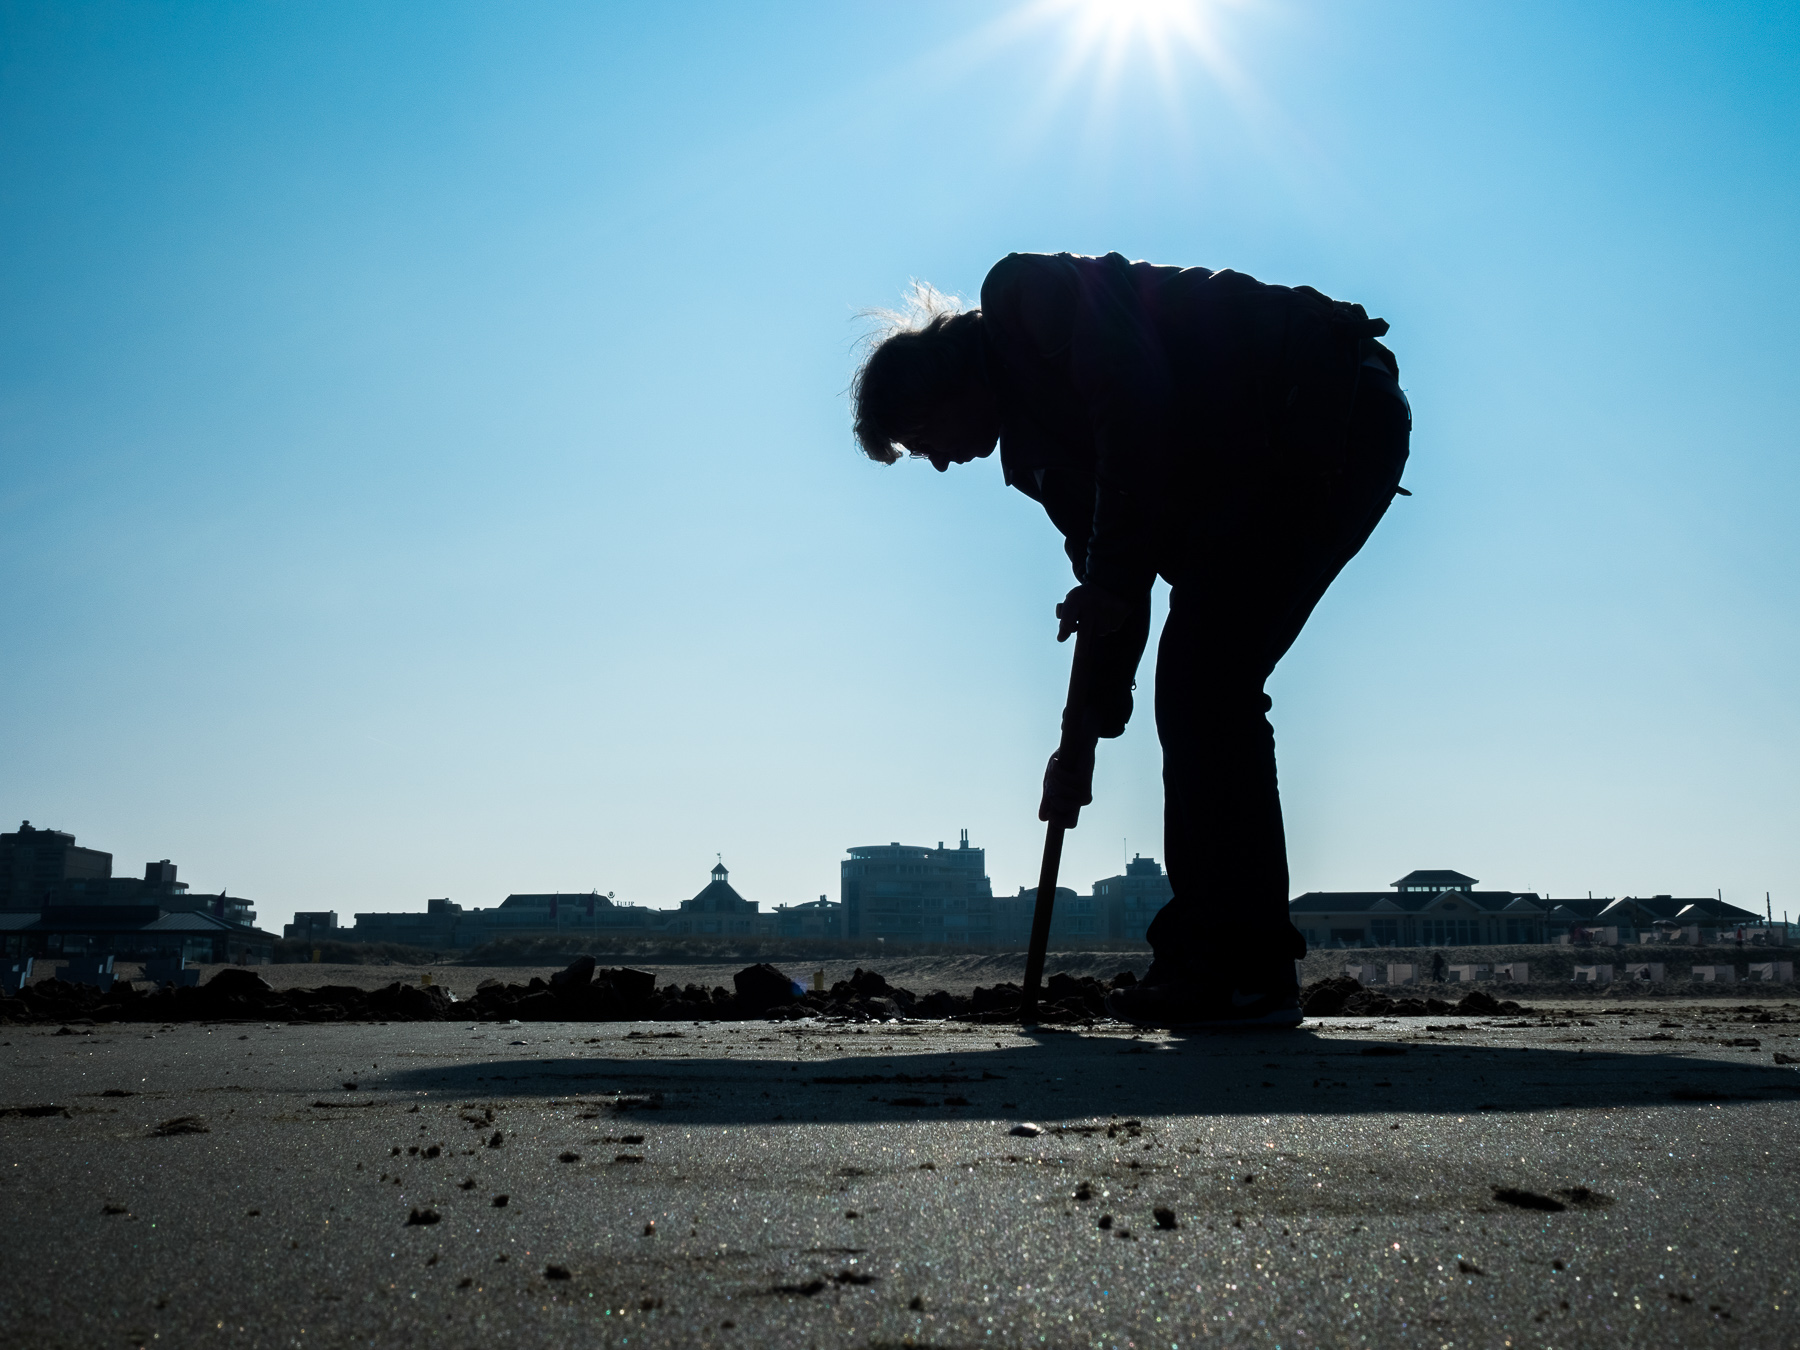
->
[[979, 251, 1393, 600]]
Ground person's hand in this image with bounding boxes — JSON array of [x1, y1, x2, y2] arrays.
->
[[1055, 583, 1132, 643], [1039, 745, 1094, 829]]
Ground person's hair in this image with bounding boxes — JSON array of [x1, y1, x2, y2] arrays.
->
[[850, 281, 984, 464]]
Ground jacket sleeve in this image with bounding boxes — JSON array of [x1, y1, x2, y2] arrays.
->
[[986, 252, 1171, 600], [1077, 255, 1172, 599]]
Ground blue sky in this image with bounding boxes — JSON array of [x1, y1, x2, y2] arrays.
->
[[3, 1, 1796, 931]]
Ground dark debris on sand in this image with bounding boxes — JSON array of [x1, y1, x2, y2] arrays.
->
[[1491, 1186, 1565, 1212], [148, 1115, 209, 1136], [1302, 975, 1525, 1019], [0, 1103, 71, 1119], [0, 958, 1521, 1027]]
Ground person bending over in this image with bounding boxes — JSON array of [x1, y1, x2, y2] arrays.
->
[[850, 251, 1412, 1028]]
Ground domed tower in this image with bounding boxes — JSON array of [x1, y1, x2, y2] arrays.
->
[[676, 857, 759, 934]]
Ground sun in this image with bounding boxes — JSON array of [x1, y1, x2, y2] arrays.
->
[[905, 0, 1248, 138], [1058, 0, 1222, 64], [1028, 0, 1238, 109], [1070, 0, 1207, 46]]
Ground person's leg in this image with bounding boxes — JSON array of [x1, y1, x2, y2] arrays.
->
[[1145, 592, 1296, 978], [1253, 365, 1413, 674], [1118, 373, 1412, 1022]]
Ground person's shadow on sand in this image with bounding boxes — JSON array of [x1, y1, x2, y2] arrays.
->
[[378, 1026, 1800, 1124]]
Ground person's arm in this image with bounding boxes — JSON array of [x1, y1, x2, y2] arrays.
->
[[983, 255, 1167, 825], [983, 253, 1172, 612], [1066, 253, 1172, 606], [1037, 595, 1153, 827]]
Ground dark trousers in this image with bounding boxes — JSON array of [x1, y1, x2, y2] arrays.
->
[[1145, 369, 1412, 974]]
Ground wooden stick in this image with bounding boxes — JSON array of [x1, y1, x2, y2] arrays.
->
[[1019, 823, 1065, 1023], [1019, 630, 1097, 1023]]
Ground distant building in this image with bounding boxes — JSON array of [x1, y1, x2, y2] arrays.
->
[[1287, 871, 1765, 947], [0, 823, 274, 962], [349, 897, 466, 947], [1290, 870, 1539, 948], [841, 832, 993, 943], [772, 895, 844, 939], [340, 865, 852, 947], [0, 905, 275, 965], [991, 886, 1084, 947], [1394, 869, 1479, 898], [1094, 855, 1173, 943], [841, 839, 1162, 949], [285, 911, 340, 943], [672, 861, 764, 936], [474, 892, 662, 940], [346, 891, 668, 947], [1540, 894, 1764, 944], [58, 857, 257, 928], [1, 822, 112, 912]]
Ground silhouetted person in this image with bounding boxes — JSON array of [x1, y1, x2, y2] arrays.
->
[[852, 252, 1411, 1027], [1431, 951, 1448, 983]]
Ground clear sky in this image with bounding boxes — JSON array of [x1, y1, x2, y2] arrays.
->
[[4, 1, 1797, 932]]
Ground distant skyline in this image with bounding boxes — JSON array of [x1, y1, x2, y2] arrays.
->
[[4, 1, 1797, 934], [9, 816, 1786, 928]]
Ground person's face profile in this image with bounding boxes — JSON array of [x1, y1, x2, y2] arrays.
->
[[905, 387, 999, 472]]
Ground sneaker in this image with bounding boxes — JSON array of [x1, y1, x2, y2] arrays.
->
[[1104, 978, 1302, 1030]]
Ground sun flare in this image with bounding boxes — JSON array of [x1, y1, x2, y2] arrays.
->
[[1071, 0, 1206, 45], [1034, 0, 1238, 109], [913, 0, 1249, 146]]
